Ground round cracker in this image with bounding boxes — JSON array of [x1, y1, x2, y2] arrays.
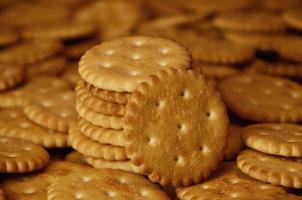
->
[[85, 82, 129, 104], [0, 64, 24, 91], [124, 68, 229, 186], [47, 168, 170, 200], [78, 118, 125, 146], [242, 123, 302, 157], [224, 124, 244, 160], [23, 91, 77, 133], [0, 40, 62, 65], [0, 108, 68, 148], [1, 161, 90, 200], [76, 101, 123, 130], [0, 188, 5, 200], [218, 74, 302, 122], [213, 10, 285, 32], [85, 155, 140, 174], [237, 149, 302, 189], [0, 137, 49, 173], [76, 80, 125, 116], [69, 127, 128, 161], [79, 35, 192, 92], [22, 20, 95, 40], [0, 29, 19, 47], [0, 76, 71, 108], [177, 162, 298, 200], [283, 8, 302, 30], [26, 56, 67, 78]]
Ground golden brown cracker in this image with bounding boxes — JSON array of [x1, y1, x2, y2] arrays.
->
[[62, 62, 81, 86], [242, 123, 302, 157], [85, 82, 129, 104], [76, 101, 123, 129], [79, 35, 192, 92], [0, 188, 4, 200], [0, 109, 68, 148], [237, 149, 302, 189], [0, 76, 71, 108], [47, 167, 170, 200], [1, 161, 90, 200], [78, 118, 125, 146], [177, 162, 298, 200], [65, 151, 87, 165], [23, 91, 77, 133], [283, 8, 302, 30], [69, 127, 128, 161], [76, 80, 125, 116], [0, 29, 19, 47], [0, 137, 49, 173], [124, 68, 229, 186], [218, 74, 302, 122]]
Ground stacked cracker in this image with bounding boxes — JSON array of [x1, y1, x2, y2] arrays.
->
[[70, 35, 230, 186]]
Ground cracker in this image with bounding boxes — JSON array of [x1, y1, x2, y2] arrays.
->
[[69, 127, 128, 161], [75, 0, 141, 40], [218, 74, 302, 122], [26, 56, 67, 78], [0, 29, 19, 47], [124, 68, 229, 186], [224, 124, 244, 160], [177, 162, 298, 200], [62, 62, 81, 86], [192, 61, 239, 79], [0, 137, 49, 173], [245, 60, 302, 78], [85, 155, 140, 173], [237, 149, 302, 189], [1, 161, 90, 200], [262, 0, 302, 10], [47, 167, 170, 200], [79, 35, 192, 92], [65, 151, 87, 165], [78, 118, 125, 146], [242, 123, 302, 157], [76, 101, 123, 129], [0, 188, 4, 200], [0, 64, 24, 91], [0, 109, 68, 148], [0, 76, 71, 108], [213, 10, 285, 32], [85, 82, 129, 104], [23, 91, 77, 133], [0, 40, 62, 65], [283, 9, 302, 30], [76, 80, 125, 116], [22, 20, 95, 40]]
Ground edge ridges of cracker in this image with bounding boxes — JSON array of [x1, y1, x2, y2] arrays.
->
[[237, 150, 302, 188], [242, 126, 302, 157], [75, 80, 125, 116], [124, 68, 212, 186], [0, 65, 25, 91]]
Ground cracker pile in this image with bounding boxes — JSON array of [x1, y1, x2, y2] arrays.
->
[[0, 0, 302, 199]]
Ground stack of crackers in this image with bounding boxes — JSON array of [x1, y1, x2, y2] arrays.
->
[[0, 0, 302, 199]]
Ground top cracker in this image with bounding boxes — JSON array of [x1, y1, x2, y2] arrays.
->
[[79, 36, 192, 92]]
